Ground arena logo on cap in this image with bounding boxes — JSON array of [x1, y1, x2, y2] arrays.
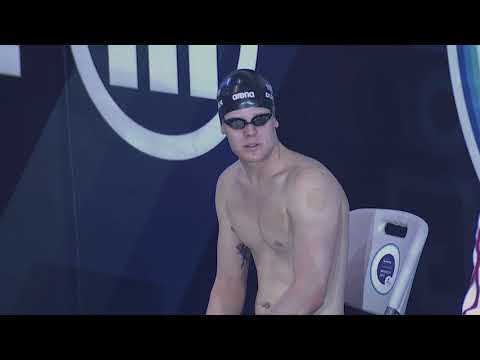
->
[[448, 45, 480, 183], [232, 91, 255, 101], [71, 45, 259, 160]]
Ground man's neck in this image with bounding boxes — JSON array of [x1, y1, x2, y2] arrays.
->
[[240, 142, 287, 186]]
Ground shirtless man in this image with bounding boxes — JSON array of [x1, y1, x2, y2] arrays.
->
[[206, 69, 349, 315]]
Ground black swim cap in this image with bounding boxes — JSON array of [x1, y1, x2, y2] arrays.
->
[[217, 69, 275, 122]]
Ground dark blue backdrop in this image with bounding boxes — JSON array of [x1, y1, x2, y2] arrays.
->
[[0, 45, 476, 314]]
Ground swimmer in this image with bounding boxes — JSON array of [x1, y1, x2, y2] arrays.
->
[[206, 69, 349, 315]]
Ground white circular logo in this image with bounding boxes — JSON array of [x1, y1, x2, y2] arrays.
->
[[70, 45, 258, 160], [370, 244, 400, 295]]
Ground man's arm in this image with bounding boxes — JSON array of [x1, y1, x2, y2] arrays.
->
[[268, 168, 345, 315], [206, 172, 251, 315]]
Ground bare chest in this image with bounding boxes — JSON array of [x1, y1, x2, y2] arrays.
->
[[227, 187, 291, 253]]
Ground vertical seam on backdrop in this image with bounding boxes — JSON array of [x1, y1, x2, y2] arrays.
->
[[62, 45, 81, 315]]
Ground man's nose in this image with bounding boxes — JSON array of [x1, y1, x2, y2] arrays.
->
[[243, 123, 257, 136]]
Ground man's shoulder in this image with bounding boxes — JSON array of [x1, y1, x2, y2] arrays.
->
[[285, 163, 348, 216], [285, 157, 345, 200], [287, 160, 335, 188], [216, 161, 241, 191]]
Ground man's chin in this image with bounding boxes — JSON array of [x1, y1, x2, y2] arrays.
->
[[238, 153, 265, 163]]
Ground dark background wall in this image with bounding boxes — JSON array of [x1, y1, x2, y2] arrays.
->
[[0, 45, 475, 314]]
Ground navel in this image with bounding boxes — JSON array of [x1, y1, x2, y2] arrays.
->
[[261, 302, 271, 309]]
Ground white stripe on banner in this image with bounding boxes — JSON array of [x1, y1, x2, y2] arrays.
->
[[462, 213, 480, 315], [188, 45, 218, 99], [108, 45, 138, 89], [0, 45, 21, 77], [148, 45, 178, 94]]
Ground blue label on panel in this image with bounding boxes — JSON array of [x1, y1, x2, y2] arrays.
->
[[377, 254, 395, 285]]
